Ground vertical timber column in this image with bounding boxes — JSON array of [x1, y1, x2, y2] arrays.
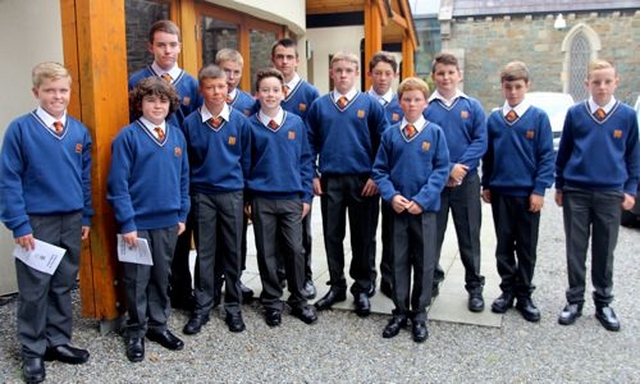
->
[[60, 0, 127, 320], [402, 33, 415, 79], [364, 0, 382, 90], [177, 0, 199, 75]]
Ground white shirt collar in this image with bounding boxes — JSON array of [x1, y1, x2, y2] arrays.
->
[[285, 73, 301, 91], [200, 103, 231, 123], [368, 87, 394, 105], [502, 99, 531, 118], [588, 96, 616, 114], [401, 116, 427, 134], [332, 88, 358, 102], [428, 89, 467, 106], [227, 88, 238, 100], [139, 116, 166, 135], [259, 108, 284, 126], [36, 106, 67, 129], [151, 62, 180, 81]]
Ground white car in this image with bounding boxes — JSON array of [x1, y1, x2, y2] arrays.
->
[[525, 92, 575, 152]]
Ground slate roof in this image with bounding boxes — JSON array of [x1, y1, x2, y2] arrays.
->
[[451, 0, 640, 17]]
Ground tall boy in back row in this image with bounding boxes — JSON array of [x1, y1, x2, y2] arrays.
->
[[555, 59, 639, 331], [0, 62, 93, 384], [425, 53, 487, 312], [482, 61, 554, 323], [128, 20, 202, 310], [307, 52, 388, 316], [270, 38, 320, 299]]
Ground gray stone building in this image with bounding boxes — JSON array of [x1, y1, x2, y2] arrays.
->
[[431, 0, 640, 110]]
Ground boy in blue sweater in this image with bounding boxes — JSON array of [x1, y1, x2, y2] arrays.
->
[[555, 59, 640, 331], [0, 62, 93, 383], [246, 68, 317, 326], [128, 19, 201, 311], [367, 51, 403, 299], [481, 61, 554, 322], [425, 52, 487, 312], [215, 48, 256, 301], [307, 52, 388, 317], [180, 64, 251, 335], [271, 38, 320, 299], [373, 77, 449, 343], [108, 77, 190, 362]]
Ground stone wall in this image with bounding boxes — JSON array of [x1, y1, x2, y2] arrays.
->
[[442, 10, 640, 111]]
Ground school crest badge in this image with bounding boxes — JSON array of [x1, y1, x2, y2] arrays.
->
[[228, 136, 237, 145], [299, 103, 307, 112], [460, 110, 469, 119], [357, 110, 365, 118], [422, 141, 431, 151], [391, 113, 400, 122], [613, 130, 623, 139], [526, 130, 534, 139], [288, 131, 296, 140], [174, 147, 182, 157], [75, 143, 83, 154], [183, 96, 191, 106]]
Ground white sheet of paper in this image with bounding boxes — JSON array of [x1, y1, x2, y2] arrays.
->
[[117, 234, 153, 265], [13, 239, 66, 275]]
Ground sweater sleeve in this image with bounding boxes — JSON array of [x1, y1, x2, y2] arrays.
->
[[458, 99, 487, 170], [178, 132, 190, 223], [555, 108, 575, 190], [0, 122, 32, 237], [623, 112, 640, 195], [81, 129, 94, 226], [372, 133, 398, 203], [107, 132, 137, 233], [481, 113, 496, 189], [533, 111, 555, 196], [299, 126, 315, 203], [413, 128, 450, 210]]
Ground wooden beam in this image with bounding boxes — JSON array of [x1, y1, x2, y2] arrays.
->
[[401, 32, 415, 79], [60, 0, 126, 320], [364, 0, 382, 90], [307, 0, 364, 15], [238, 22, 251, 93], [178, 0, 199, 75]]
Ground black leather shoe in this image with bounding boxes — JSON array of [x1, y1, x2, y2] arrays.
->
[[380, 281, 393, 299], [354, 292, 371, 317], [265, 308, 282, 327], [303, 279, 317, 300], [314, 288, 347, 311], [44, 344, 90, 364], [22, 357, 45, 384], [125, 337, 144, 363], [595, 305, 620, 332], [468, 292, 485, 312], [225, 312, 246, 333], [183, 314, 209, 335], [382, 315, 407, 338], [291, 305, 318, 324], [240, 282, 254, 302], [491, 292, 514, 314], [146, 329, 184, 350], [515, 297, 541, 322], [558, 303, 582, 325], [412, 320, 429, 343]]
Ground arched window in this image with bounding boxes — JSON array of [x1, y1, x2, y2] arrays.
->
[[561, 23, 601, 101]]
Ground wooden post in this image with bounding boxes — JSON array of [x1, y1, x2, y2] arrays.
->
[[60, 0, 127, 320], [364, 0, 382, 90], [402, 33, 415, 79]]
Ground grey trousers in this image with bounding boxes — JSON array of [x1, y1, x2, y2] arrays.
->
[[15, 212, 82, 358], [252, 197, 307, 311], [122, 226, 179, 338], [563, 187, 622, 306]]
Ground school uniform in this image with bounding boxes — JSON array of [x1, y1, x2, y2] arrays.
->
[[247, 109, 314, 311], [107, 118, 190, 338], [556, 98, 640, 307], [306, 89, 388, 295], [482, 102, 554, 300], [181, 104, 251, 317], [368, 88, 404, 292], [425, 90, 487, 296], [278, 75, 320, 287], [372, 117, 449, 320], [0, 108, 93, 358], [128, 62, 202, 307]]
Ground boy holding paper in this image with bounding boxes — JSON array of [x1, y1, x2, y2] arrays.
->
[[107, 77, 190, 362], [0, 62, 93, 384]]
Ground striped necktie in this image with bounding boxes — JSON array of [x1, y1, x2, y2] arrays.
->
[[594, 108, 606, 119], [210, 117, 222, 128], [506, 110, 518, 122], [154, 127, 165, 141], [337, 96, 348, 109], [53, 121, 63, 134], [403, 124, 416, 139], [267, 119, 279, 130], [161, 73, 172, 83]]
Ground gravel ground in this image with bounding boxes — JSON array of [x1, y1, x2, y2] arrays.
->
[[1, 194, 639, 383]]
